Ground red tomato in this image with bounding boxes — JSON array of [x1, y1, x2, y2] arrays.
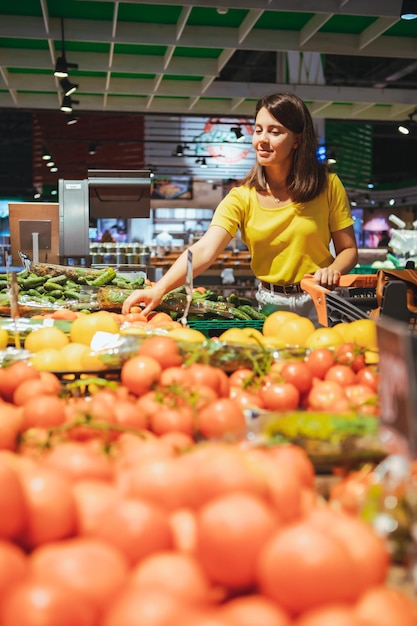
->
[[158, 366, 192, 388], [187, 363, 228, 396], [295, 604, 365, 626], [30, 537, 129, 615], [307, 380, 348, 412], [21, 395, 68, 430], [260, 381, 300, 412], [129, 551, 211, 604], [354, 585, 417, 626], [0, 461, 26, 539], [220, 594, 291, 626], [41, 441, 114, 483], [344, 383, 379, 415], [149, 404, 195, 437], [257, 520, 361, 615], [101, 586, 185, 626], [196, 491, 276, 589], [0, 577, 96, 626], [355, 366, 380, 393], [228, 368, 256, 389], [304, 348, 335, 379], [197, 398, 247, 440], [121, 355, 162, 396], [0, 361, 40, 403], [137, 335, 183, 369], [229, 386, 265, 410], [280, 361, 314, 394], [91, 498, 173, 565], [17, 464, 77, 549], [119, 455, 196, 511], [307, 507, 389, 591], [72, 479, 121, 536], [335, 342, 366, 372], [0, 540, 27, 599], [324, 364, 356, 387]]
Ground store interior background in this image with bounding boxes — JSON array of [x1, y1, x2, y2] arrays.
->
[[1, 1, 417, 266]]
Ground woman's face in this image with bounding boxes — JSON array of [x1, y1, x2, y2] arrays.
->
[[252, 106, 300, 167]]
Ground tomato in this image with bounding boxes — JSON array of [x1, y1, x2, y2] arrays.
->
[[137, 335, 183, 369], [91, 497, 173, 565], [113, 399, 148, 430], [72, 479, 121, 536], [41, 441, 114, 483], [304, 348, 335, 379], [307, 507, 389, 592], [197, 398, 247, 440], [149, 404, 195, 437], [158, 366, 192, 388], [355, 366, 380, 393], [344, 384, 379, 415], [324, 364, 356, 387], [119, 456, 196, 511], [280, 361, 314, 394], [29, 537, 129, 613], [196, 491, 276, 589], [187, 363, 229, 396], [257, 520, 361, 615], [129, 551, 211, 604], [307, 380, 348, 412], [185, 445, 266, 508], [21, 395, 67, 430], [17, 464, 77, 549], [0, 577, 96, 626], [0, 403, 23, 451], [0, 540, 27, 599], [335, 341, 366, 372], [121, 355, 162, 396], [0, 460, 28, 539], [101, 586, 185, 626], [295, 604, 365, 626], [0, 361, 40, 402], [260, 380, 300, 412], [354, 585, 417, 626], [220, 594, 291, 626], [228, 368, 256, 389], [229, 386, 265, 410]]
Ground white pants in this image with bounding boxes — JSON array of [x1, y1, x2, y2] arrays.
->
[[256, 284, 319, 326]]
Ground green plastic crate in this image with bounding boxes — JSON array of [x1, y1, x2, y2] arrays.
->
[[187, 319, 264, 338]]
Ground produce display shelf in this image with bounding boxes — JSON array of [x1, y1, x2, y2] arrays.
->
[[187, 318, 264, 338]]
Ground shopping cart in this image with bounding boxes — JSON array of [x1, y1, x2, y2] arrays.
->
[[300, 273, 416, 329]]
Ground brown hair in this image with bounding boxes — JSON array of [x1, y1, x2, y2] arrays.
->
[[242, 92, 328, 203]]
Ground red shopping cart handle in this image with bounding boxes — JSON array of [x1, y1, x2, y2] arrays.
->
[[300, 274, 377, 327]]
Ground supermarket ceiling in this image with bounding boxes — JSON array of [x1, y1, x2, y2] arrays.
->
[[1, 0, 417, 120], [1, 0, 417, 197]]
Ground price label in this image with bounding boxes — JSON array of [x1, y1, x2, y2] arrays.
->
[[377, 317, 417, 455]]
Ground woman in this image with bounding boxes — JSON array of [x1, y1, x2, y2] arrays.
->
[[122, 92, 358, 319]]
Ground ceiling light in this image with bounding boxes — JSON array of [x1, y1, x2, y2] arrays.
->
[[60, 77, 78, 96], [196, 157, 207, 167], [327, 151, 337, 165], [33, 189, 42, 200], [88, 142, 98, 155], [231, 126, 245, 141], [53, 18, 79, 77], [41, 146, 52, 161], [60, 95, 79, 113], [66, 113, 78, 125], [173, 144, 184, 157], [50, 166, 58, 173], [46, 160, 55, 168], [397, 108, 417, 134], [401, 0, 417, 19]]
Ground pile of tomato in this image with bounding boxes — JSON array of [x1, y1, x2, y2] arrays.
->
[[0, 332, 416, 625]]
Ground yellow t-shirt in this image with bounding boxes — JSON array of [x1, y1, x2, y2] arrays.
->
[[210, 173, 354, 284]]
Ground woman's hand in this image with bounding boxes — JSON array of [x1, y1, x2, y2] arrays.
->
[[122, 286, 163, 316], [309, 267, 341, 289]]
